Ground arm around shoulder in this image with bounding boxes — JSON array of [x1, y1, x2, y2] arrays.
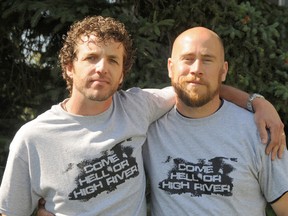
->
[[271, 192, 288, 216]]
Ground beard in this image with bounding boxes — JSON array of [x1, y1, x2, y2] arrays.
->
[[73, 78, 120, 102], [87, 90, 115, 101], [85, 85, 119, 102], [87, 84, 119, 101], [172, 76, 222, 108]]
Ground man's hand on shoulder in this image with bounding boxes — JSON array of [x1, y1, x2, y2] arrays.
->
[[253, 97, 286, 160]]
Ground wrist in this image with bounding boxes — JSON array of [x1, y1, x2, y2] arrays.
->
[[246, 93, 265, 112]]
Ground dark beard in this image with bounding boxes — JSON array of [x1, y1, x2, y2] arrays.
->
[[172, 81, 220, 108]]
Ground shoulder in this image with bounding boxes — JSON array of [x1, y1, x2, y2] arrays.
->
[[224, 100, 254, 121], [117, 86, 174, 99], [221, 100, 259, 140], [15, 104, 61, 136], [115, 87, 174, 108], [114, 87, 175, 123]]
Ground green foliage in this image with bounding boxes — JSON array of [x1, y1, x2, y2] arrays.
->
[[0, 0, 287, 215]]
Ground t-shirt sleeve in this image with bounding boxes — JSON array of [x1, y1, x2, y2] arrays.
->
[[0, 128, 37, 216], [257, 145, 288, 203], [140, 86, 175, 123]]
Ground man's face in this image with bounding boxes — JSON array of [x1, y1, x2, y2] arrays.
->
[[168, 29, 228, 108], [67, 35, 124, 102]]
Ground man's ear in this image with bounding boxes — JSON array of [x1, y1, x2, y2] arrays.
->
[[66, 63, 74, 79], [168, 58, 173, 78], [221, 61, 229, 82], [117, 70, 124, 89], [119, 72, 124, 85]]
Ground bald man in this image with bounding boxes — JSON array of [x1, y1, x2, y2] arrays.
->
[[143, 27, 288, 216]]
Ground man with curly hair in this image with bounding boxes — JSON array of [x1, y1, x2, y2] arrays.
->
[[0, 16, 285, 216]]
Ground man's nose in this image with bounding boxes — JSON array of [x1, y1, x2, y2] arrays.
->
[[95, 58, 107, 74], [189, 59, 203, 76]]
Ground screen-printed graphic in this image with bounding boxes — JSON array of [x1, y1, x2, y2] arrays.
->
[[68, 139, 139, 201], [159, 157, 236, 197]]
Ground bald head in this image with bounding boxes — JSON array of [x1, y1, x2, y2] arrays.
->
[[171, 27, 225, 62]]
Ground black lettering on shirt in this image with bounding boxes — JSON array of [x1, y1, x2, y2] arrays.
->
[[159, 157, 236, 197], [68, 139, 139, 201]]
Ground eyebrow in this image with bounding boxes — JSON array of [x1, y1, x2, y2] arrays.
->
[[180, 53, 195, 59]]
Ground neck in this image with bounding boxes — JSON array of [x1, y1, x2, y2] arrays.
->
[[176, 96, 222, 119]]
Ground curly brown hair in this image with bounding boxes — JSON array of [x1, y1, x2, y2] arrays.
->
[[59, 16, 135, 94]]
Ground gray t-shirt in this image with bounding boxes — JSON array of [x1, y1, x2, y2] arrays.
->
[[0, 87, 174, 216], [143, 100, 288, 216]]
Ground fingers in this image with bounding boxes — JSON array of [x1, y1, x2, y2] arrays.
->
[[269, 143, 279, 161], [278, 133, 287, 159], [257, 120, 269, 144], [252, 98, 285, 160], [266, 130, 286, 161], [264, 119, 284, 153], [264, 124, 279, 155]]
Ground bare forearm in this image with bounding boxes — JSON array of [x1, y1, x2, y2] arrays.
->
[[271, 192, 288, 216]]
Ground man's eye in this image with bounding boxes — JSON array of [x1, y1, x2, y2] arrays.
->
[[110, 59, 119, 65], [183, 58, 193, 62], [203, 59, 212, 63], [183, 59, 195, 64], [87, 56, 96, 61]]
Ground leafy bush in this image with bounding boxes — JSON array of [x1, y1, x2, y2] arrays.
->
[[0, 1, 287, 215]]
